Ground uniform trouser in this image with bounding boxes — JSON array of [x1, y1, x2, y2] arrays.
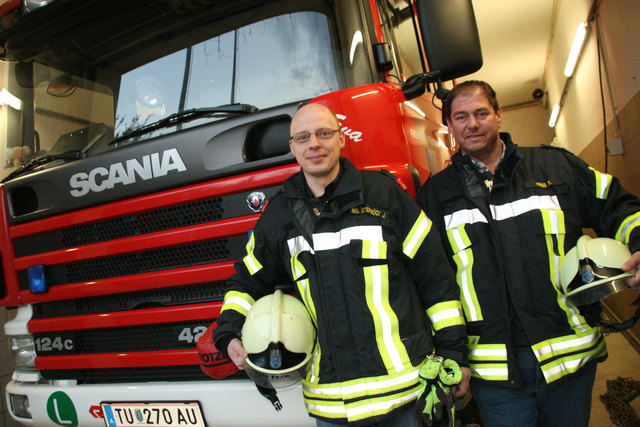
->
[[470, 346, 597, 427]]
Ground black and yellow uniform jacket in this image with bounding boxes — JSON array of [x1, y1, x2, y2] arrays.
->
[[417, 133, 640, 389], [215, 158, 466, 424]]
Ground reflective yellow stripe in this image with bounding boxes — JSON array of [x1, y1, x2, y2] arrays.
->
[[242, 233, 262, 275], [539, 335, 606, 383], [532, 327, 602, 362], [289, 252, 321, 380], [468, 341, 509, 380], [615, 212, 640, 246], [305, 386, 420, 422], [290, 253, 318, 325], [540, 209, 587, 332], [362, 240, 387, 259], [219, 290, 255, 316], [446, 226, 482, 321], [303, 368, 419, 398], [426, 300, 465, 331], [468, 343, 508, 362], [589, 167, 612, 199], [363, 263, 408, 373], [469, 363, 509, 381], [302, 368, 420, 417], [403, 211, 431, 259], [290, 251, 307, 280], [307, 344, 322, 383]]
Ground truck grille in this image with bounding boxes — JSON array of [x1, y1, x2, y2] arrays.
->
[[19, 237, 245, 288], [32, 281, 230, 318], [7, 165, 297, 384]]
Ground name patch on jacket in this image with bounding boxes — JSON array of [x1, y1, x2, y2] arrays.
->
[[351, 206, 388, 218], [534, 180, 553, 188]]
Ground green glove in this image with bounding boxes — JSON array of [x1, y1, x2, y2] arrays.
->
[[415, 356, 462, 427]]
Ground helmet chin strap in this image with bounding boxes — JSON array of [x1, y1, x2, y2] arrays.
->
[[594, 297, 640, 334], [255, 384, 282, 411]]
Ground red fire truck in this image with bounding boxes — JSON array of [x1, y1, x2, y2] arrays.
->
[[0, 0, 481, 425]]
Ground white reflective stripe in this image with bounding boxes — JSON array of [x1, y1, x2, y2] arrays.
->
[[403, 214, 430, 258], [306, 389, 419, 419], [365, 240, 385, 259], [314, 226, 383, 251], [617, 213, 640, 246], [472, 366, 509, 377], [306, 402, 346, 416], [445, 208, 487, 230], [450, 227, 468, 253], [430, 307, 463, 325], [545, 210, 561, 234], [304, 370, 419, 396], [533, 330, 600, 359], [369, 265, 405, 372], [469, 347, 508, 358], [456, 246, 480, 321], [242, 253, 262, 275], [345, 390, 419, 419], [223, 295, 253, 312], [288, 236, 313, 255], [490, 195, 560, 221], [287, 226, 384, 255], [540, 356, 585, 380], [595, 170, 611, 199]]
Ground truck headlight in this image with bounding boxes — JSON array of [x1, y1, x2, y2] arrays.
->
[[9, 394, 31, 419], [9, 335, 36, 369]]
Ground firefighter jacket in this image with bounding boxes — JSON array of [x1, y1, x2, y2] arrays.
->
[[417, 133, 640, 390], [214, 158, 466, 424]]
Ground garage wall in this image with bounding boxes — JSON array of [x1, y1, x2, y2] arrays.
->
[[546, 0, 640, 348]]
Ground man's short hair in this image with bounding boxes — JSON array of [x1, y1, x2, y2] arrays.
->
[[443, 80, 500, 122]]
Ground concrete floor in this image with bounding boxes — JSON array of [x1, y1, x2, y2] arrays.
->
[[590, 332, 640, 427]]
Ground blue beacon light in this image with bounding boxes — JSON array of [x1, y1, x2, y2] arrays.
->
[[27, 264, 48, 293]]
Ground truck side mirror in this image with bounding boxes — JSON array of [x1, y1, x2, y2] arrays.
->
[[415, 0, 483, 81], [402, 0, 483, 100]]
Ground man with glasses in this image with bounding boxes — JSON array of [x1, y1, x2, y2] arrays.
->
[[214, 103, 470, 426]]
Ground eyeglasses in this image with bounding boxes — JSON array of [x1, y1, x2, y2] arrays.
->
[[289, 128, 340, 144]]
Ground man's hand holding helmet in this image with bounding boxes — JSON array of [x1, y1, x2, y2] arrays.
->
[[622, 251, 640, 289], [227, 338, 248, 370]]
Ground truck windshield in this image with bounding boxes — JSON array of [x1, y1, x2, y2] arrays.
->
[[0, 3, 372, 181]]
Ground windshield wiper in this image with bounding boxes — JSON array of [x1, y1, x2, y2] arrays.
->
[[109, 103, 259, 145], [2, 150, 86, 183]]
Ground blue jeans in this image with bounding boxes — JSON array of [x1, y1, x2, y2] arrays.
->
[[471, 346, 597, 427], [315, 403, 418, 427]]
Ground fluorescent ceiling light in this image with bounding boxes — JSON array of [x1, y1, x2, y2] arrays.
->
[[564, 23, 587, 77], [548, 104, 560, 127], [0, 88, 22, 110]]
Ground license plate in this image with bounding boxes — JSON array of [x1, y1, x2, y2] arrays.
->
[[101, 401, 206, 427]]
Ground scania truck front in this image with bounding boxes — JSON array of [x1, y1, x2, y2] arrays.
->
[[0, 0, 481, 425]]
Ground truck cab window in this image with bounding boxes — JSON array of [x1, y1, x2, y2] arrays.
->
[[116, 12, 340, 139]]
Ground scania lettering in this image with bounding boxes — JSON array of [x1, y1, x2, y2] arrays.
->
[[69, 148, 187, 197], [0, 0, 482, 425]]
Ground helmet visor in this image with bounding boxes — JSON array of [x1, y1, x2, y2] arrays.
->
[[566, 273, 633, 306], [244, 360, 308, 389]]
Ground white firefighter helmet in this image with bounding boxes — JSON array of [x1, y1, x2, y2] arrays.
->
[[241, 289, 315, 389], [560, 235, 635, 306]]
